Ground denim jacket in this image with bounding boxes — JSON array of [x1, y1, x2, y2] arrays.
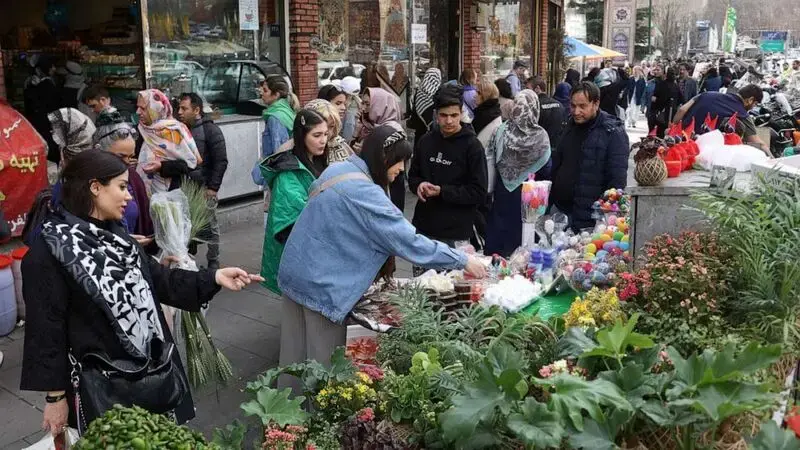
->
[[252, 115, 291, 185], [278, 155, 468, 323]]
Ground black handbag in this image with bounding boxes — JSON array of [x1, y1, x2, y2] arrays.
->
[[70, 340, 188, 431]]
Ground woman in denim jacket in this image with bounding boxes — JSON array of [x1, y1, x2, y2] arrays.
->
[[276, 125, 487, 396]]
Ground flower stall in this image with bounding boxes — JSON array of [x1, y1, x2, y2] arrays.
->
[[217, 170, 800, 450]]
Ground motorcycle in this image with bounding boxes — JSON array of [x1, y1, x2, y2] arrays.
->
[[753, 107, 800, 157]]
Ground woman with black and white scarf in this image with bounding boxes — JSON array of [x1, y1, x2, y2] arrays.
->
[[20, 150, 263, 436]]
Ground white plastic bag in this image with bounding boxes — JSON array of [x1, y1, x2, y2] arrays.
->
[[695, 130, 768, 172], [150, 189, 197, 270], [23, 429, 80, 449]]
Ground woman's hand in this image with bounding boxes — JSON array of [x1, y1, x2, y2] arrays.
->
[[215, 268, 265, 291], [142, 161, 162, 174], [42, 397, 68, 436], [464, 255, 487, 279], [130, 234, 154, 247]]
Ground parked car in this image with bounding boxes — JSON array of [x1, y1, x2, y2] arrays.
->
[[201, 59, 292, 115]]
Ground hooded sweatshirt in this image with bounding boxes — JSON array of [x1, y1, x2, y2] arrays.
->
[[408, 125, 488, 241]]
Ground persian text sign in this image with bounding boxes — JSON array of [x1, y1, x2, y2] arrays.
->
[[0, 103, 48, 236]]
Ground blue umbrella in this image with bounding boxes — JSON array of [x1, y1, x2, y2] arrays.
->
[[565, 36, 602, 58]]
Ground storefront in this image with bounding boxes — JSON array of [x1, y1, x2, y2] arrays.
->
[[0, 0, 290, 200]]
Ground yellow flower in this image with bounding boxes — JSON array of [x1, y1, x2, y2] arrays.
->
[[356, 384, 369, 395], [356, 372, 371, 384]]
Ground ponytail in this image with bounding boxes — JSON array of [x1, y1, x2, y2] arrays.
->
[[262, 76, 299, 110], [287, 93, 300, 112]]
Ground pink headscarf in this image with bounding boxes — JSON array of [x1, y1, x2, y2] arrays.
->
[[136, 89, 202, 194], [358, 87, 401, 141]]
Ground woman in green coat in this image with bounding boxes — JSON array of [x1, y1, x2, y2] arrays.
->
[[260, 110, 330, 293]]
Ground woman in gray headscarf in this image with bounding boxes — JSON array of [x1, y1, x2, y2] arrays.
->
[[48, 107, 96, 165], [484, 89, 552, 256]]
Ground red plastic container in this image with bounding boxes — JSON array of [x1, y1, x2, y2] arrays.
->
[[666, 160, 682, 178]]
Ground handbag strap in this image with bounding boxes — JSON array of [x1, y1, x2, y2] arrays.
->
[[309, 172, 371, 199]]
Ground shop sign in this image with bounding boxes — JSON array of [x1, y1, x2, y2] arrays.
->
[[270, 24, 281, 37], [412, 24, 427, 44], [0, 104, 47, 237], [239, 0, 259, 30]]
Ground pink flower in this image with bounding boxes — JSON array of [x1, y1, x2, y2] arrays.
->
[[357, 407, 375, 422], [539, 366, 553, 378]]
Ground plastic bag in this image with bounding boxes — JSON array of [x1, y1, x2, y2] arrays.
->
[[150, 189, 197, 270], [696, 130, 767, 172], [23, 429, 80, 450]]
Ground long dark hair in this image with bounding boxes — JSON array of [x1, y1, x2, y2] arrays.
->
[[318, 84, 346, 102], [292, 109, 329, 177], [61, 150, 128, 219], [359, 125, 412, 189]]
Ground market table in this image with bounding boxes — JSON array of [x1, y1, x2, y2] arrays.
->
[[626, 168, 752, 260]]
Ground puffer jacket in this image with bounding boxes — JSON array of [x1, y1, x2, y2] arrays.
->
[[259, 151, 316, 294], [555, 111, 629, 230]]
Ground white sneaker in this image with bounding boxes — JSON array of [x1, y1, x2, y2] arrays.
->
[[0, 350, 4, 368]]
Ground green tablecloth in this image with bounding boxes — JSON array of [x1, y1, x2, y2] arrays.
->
[[518, 289, 578, 320]]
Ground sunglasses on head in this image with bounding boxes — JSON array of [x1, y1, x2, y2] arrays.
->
[[97, 127, 138, 142]]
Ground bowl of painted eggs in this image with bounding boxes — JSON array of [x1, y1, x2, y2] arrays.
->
[[561, 224, 632, 292], [592, 188, 630, 216]]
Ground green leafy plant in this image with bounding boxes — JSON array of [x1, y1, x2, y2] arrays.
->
[[241, 387, 308, 427], [749, 420, 800, 450], [692, 174, 800, 353], [246, 347, 355, 398], [211, 420, 247, 449]]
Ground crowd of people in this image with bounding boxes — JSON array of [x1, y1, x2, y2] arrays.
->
[[14, 52, 780, 434]]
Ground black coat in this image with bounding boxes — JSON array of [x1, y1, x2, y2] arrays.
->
[[20, 217, 221, 425], [472, 99, 502, 135], [189, 117, 229, 192], [551, 111, 629, 230], [538, 94, 565, 148], [23, 79, 61, 163]]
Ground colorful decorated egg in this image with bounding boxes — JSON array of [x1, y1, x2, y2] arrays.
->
[[621, 235, 629, 243], [607, 272, 617, 282], [592, 239, 605, 250], [590, 270, 608, 284], [600, 234, 612, 242], [596, 250, 608, 260], [582, 279, 594, 290], [586, 243, 597, 254], [584, 253, 595, 261], [613, 231, 625, 241], [596, 262, 611, 274], [619, 242, 630, 251], [603, 241, 617, 251], [607, 215, 617, 226]]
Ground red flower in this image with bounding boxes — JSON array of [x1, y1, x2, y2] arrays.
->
[[786, 407, 800, 438], [357, 407, 375, 422], [358, 364, 385, 381]]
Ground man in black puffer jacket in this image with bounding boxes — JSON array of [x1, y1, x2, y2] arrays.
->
[[550, 82, 629, 231], [178, 93, 229, 269]]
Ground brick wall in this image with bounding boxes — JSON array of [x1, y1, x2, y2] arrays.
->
[[462, 1, 481, 72], [0, 51, 5, 100], [289, 0, 319, 104], [538, 0, 548, 76]]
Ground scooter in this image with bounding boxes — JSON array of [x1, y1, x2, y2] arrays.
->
[[754, 108, 800, 157]]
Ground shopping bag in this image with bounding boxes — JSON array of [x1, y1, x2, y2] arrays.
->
[[22, 429, 80, 450]]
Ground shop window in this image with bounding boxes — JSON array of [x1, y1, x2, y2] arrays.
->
[[146, 0, 288, 114], [476, 0, 532, 82], [318, 0, 423, 96]]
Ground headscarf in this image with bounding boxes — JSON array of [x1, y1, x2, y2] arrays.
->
[[48, 107, 96, 161], [413, 68, 442, 122], [93, 107, 138, 150], [595, 68, 619, 89], [360, 88, 401, 139], [553, 82, 571, 110], [303, 99, 354, 163], [136, 89, 201, 194], [496, 90, 551, 191]]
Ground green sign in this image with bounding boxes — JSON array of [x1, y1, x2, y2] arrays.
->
[[760, 40, 785, 52]]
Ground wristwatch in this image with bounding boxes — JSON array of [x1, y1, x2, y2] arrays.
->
[[45, 393, 67, 403]]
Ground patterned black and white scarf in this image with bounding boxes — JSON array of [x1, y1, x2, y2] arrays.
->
[[42, 212, 164, 359]]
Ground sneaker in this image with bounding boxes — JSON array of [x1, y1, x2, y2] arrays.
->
[[0, 350, 4, 368]]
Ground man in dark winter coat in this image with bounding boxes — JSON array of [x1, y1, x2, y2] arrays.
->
[[178, 92, 229, 269], [530, 77, 565, 148], [550, 82, 629, 231], [409, 84, 488, 266], [678, 63, 698, 105]]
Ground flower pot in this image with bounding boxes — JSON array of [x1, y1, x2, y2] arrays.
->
[[665, 160, 682, 178], [634, 157, 668, 186]]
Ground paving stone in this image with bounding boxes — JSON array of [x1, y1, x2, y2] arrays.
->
[[205, 307, 280, 361], [0, 333, 23, 374], [0, 388, 44, 447], [0, 364, 43, 411], [211, 288, 282, 328]]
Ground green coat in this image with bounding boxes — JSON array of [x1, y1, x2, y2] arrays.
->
[[260, 151, 316, 294]]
